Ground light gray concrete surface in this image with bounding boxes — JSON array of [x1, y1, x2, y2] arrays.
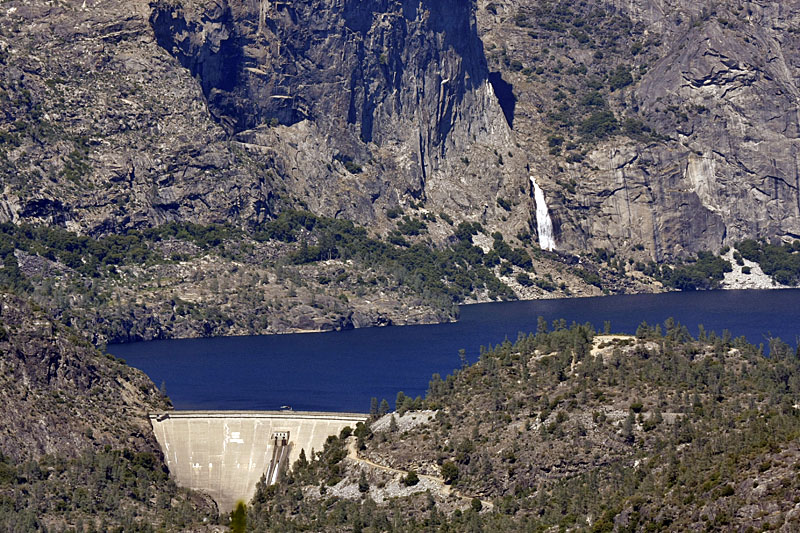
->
[[149, 411, 367, 513]]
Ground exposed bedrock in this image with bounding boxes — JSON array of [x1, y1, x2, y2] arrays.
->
[[0, 0, 529, 239], [149, 0, 530, 231], [3, 0, 800, 259], [478, 0, 800, 259]]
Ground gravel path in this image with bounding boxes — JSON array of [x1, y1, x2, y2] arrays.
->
[[345, 438, 494, 511]]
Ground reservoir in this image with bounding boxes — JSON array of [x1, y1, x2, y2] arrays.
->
[[111, 289, 800, 413]]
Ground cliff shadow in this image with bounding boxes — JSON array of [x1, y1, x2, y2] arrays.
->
[[489, 72, 515, 129]]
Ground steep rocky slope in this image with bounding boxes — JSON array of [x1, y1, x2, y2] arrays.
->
[[478, 0, 800, 259], [0, 0, 281, 230], [0, 0, 530, 240], [0, 292, 165, 460], [0, 291, 218, 530], [3, 0, 799, 260], [149, 0, 527, 232]]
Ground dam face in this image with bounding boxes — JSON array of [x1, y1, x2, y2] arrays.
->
[[149, 411, 367, 512]]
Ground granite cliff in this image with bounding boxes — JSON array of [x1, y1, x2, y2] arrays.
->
[[1, 0, 799, 284], [0, 0, 530, 240], [478, 0, 800, 259]]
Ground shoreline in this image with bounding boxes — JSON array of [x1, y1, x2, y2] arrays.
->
[[106, 286, 800, 348]]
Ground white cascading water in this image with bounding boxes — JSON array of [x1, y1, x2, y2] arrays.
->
[[530, 176, 556, 251]]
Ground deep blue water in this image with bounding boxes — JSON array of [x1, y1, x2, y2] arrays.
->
[[110, 290, 800, 413]]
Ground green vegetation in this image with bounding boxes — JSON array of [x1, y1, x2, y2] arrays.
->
[[440, 461, 458, 484], [333, 154, 363, 174], [395, 215, 427, 236], [0, 208, 748, 348], [0, 210, 522, 342], [575, 267, 603, 288], [60, 148, 92, 184], [143, 222, 241, 250], [495, 0, 663, 160], [230, 502, 247, 533], [496, 197, 512, 211], [0, 222, 154, 281], [659, 251, 732, 290], [737, 239, 800, 285], [0, 220, 237, 287], [402, 470, 419, 487], [255, 210, 516, 302], [226, 320, 800, 532], [624, 248, 733, 290], [490, 232, 532, 270], [415, 321, 800, 529], [607, 64, 633, 91], [0, 447, 214, 531]]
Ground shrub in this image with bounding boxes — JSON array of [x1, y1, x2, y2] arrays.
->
[[333, 154, 362, 174], [440, 461, 458, 484], [403, 471, 419, 486], [517, 272, 534, 286], [386, 207, 403, 219], [580, 110, 619, 140], [661, 251, 732, 290], [608, 65, 633, 91], [397, 216, 427, 236], [734, 240, 800, 285]]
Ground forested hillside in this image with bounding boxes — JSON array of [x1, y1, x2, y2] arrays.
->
[[239, 321, 800, 531], [2, 0, 800, 529]]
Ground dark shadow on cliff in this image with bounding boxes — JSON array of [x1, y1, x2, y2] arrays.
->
[[488, 72, 515, 129], [150, 3, 244, 131]]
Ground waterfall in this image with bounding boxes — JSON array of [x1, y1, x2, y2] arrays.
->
[[530, 176, 556, 251]]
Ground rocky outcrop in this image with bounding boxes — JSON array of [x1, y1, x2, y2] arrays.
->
[[0, 0, 284, 230], [0, 0, 530, 240], [477, 0, 800, 259], [148, 0, 529, 230], [0, 292, 168, 461], [2, 0, 800, 263]]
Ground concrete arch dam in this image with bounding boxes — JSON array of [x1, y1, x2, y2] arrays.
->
[[149, 411, 368, 512]]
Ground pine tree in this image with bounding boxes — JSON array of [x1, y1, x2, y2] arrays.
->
[[358, 470, 369, 493], [395, 391, 407, 411], [230, 502, 246, 533], [369, 397, 378, 417], [622, 411, 635, 444]]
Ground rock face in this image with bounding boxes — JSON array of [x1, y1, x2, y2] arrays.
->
[[2, 0, 800, 260], [148, 0, 528, 229], [477, 0, 800, 259], [0, 0, 529, 239], [0, 0, 281, 230], [0, 292, 168, 461]]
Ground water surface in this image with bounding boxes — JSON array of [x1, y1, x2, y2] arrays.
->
[[111, 290, 800, 413]]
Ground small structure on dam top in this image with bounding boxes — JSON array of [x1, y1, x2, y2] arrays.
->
[[149, 410, 368, 512]]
